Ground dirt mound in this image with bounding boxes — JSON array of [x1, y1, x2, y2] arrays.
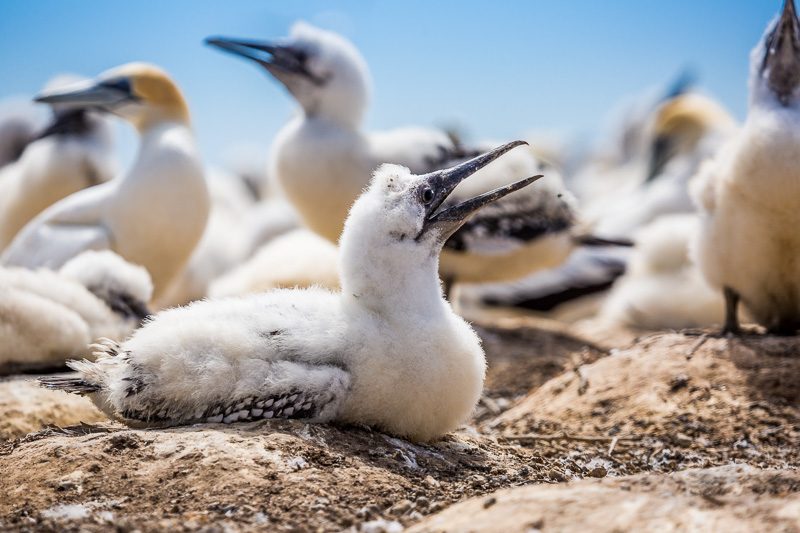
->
[[1, 326, 797, 531], [0, 421, 550, 532], [0, 377, 105, 440], [409, 464, 800, 533], [493, 332, 800, 476]]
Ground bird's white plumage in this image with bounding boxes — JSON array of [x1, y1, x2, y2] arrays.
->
[[208, 228, 339, 298], [600, 214, 729, 330]]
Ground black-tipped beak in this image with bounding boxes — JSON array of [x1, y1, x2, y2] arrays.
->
[[763, 0, 800, 104], [34, 78, 134, 111], [205, 36, 325, 85], [416, 141, 542, 243]]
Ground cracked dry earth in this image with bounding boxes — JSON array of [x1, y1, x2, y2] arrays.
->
[[1, 318, 798, 532]]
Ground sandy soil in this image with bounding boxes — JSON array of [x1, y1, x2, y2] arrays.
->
[[1, 322, 798, 532], [410, 464, 800, 532]]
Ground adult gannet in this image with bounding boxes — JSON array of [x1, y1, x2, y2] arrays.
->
[[0, 77, 115, 251], [692, 0, 800, 335], [0, 63, 210, 301], [0, 250, 151, 373], [40, 142, 540, 442], [206, 23, 580, 294]]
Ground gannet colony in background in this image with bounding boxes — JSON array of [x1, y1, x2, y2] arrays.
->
[[0, 76, 115, 251], [0, 63, 210, 302], [692, 0, 800, 334], [471, 88, 737, 319], [0, 250, 151, 374], [207, 23, 585, 295], [41, 142, 540, 442]]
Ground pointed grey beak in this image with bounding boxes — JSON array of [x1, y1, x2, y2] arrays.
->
[[34, 78, 134, 111], [205, 36, 326, 85], [762, 0, 800, 105], [416, 141, 543, 243]]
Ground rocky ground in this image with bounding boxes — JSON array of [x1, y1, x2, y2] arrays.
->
[[1, 318, 798, 532]]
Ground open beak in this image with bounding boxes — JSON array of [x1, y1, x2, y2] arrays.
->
[[416, 141, 543, 243], [205, 37, 325, 85], [34, 78, 134, 111], [762, 0, 800, 105]]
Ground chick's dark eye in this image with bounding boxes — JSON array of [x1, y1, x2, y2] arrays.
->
[[421, 187, 434, 204]]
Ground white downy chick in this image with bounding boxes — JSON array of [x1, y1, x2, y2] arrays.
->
[[0, 250, 152, 373], [206, 23, 580, 294], [40, 142, 540, 442], [0, 63, 210, 301], [0, 75, 115, 251], [208, 228, 340, 298], [600, 214, 731, 330], [691, 0, 800, 334]]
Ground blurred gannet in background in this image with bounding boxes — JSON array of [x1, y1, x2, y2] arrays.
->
[[0, 250, 151, 374], [207, 23, 586, 296], [598, 214, 728, 330], [209, 228, 340, 298], [569, 71, 696, 210], [591, 92, 738, 238], [41, 143, 539, 442], [1, 63, 210, 302], [0, 76, 115, 251], [159, 166, 260, 307], [692, 0, 800, 334]]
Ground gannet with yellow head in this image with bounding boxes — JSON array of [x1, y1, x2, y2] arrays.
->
[[0, 63, 210, 301]]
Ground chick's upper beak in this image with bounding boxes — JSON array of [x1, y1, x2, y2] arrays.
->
[[34, 78, 133, 110], [205, 37, 324, 85], [763, 0, 800, 104], [417, 140, 543, 243]]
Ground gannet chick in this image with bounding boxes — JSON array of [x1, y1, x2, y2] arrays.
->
[[40, 142, 540, 442], [206, 23, 579, 293], [208, 228, 340, 298], [692, 0, 800, 335], [0, 63, 210, 301], [600, 214, 729, 330], [0, 250, 152, 373], [0, 77, 115, 251]]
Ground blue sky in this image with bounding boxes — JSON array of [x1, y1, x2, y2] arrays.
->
[[0, 1, 780, 169]]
